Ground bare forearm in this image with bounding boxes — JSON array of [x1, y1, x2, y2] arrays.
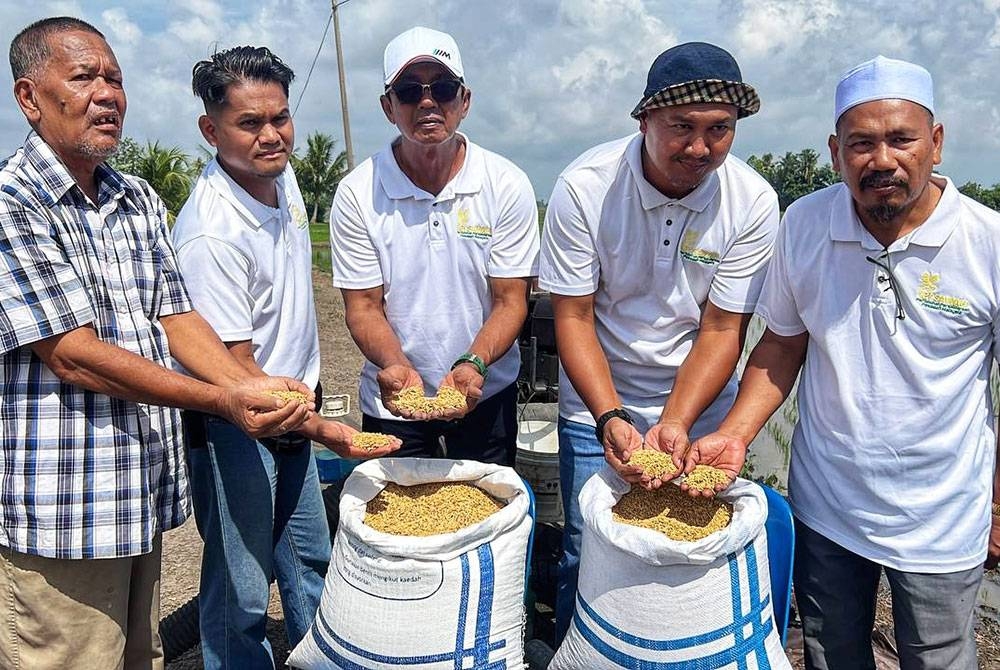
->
[[33, 327, 226, 414], [466, 278, 530, 365], [660, 315, 748, 430], [345, 307, 411, 370], [718, 330, 808, 444], [161, 311, 255, 386], [552, 298, 620, 419]]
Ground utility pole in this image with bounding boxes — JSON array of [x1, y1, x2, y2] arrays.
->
[[332, 0, 355, 170]]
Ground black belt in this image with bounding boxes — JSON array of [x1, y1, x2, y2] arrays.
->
[[182, 381, 321, 454]]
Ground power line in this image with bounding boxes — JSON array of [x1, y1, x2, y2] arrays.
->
[[292, 9, 334, 117]]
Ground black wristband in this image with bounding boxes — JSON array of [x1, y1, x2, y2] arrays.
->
[[595, 407, 633, 443]]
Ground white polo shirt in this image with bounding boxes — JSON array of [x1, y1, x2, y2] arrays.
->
[[172, 159, 320, 388], [758, 177, 1000, 572], [539, 133, 780, 432], [330, 135, 539, 419]]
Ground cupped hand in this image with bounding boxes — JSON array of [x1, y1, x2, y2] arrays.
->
[[679, 431, 746, 498], [644, 420, 691, 487], [376, 364, 425, 419], [317, 420, 402, 459], [225, 376, 315, 439], [432, 367, 485, 421], [601, 418, 647, 485]]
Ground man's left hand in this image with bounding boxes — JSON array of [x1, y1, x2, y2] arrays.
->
[[644, 420, 690, 486], [986, 513, 1000, 570], [436, 366, 485, 420]]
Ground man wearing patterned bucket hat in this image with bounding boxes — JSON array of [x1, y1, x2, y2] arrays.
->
[[688, 55, 1000, 668], [538, 41, 779, 642], [330, 27, 538, 465]]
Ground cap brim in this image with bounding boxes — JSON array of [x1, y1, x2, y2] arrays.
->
[[384, 56, 463, 86], [631, 80, 760, 119]]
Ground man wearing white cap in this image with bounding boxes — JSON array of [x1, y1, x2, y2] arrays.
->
[[687, 55, 1000, 668], [538, 42, 779, 643], [330, 27, 538, 464]]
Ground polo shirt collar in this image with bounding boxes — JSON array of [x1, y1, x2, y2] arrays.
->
[[377, 132, 483, 201], [22, 131, 129, 207], [624, 132, 720, 212], [204, 157, 283, 229], [828, 175, 959, 250]]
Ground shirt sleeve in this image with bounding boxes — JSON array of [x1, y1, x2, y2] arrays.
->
[[329, 182, 383, 290], [174, 236, 254, 342], [0, 192, 96, 355], [149, 192, 191, 318], [755, 216, 807, 336], [487, 167, 539, 278], [708, 187, 780, 313], [537, 175, 599, 296]]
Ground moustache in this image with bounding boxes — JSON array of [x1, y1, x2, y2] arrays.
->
[[860, 174, 908, 190]]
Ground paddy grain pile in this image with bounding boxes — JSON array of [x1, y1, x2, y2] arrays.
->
[[364, 482, 506, 536], [394, 386, 466, 413], [628, 449, 678, 479], [613, 484, 732, 541], [352, 432, 394, 451]]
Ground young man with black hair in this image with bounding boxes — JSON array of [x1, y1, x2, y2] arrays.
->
[[0, 19, 314, 670], [172, 46, 398, 670]]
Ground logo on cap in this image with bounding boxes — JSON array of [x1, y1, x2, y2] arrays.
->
[[432, 48, 451, 59]]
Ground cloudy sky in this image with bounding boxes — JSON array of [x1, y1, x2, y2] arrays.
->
[[2, 0, 999, 198]]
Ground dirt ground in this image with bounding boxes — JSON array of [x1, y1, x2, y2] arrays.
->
[[161, 268, 1000, 669]]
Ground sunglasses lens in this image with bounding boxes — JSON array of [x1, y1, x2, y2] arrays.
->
[[393, 83, 424, 104], [430, 80, 461, 102], [391, 80, 462, 104]]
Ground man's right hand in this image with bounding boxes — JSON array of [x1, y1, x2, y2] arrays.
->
[[377, 364, 426, 419], [220, 376, 314, 439], [679, 431, 747, 497], [601, 418, 647, 485]]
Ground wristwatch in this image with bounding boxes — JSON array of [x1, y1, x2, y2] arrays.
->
[[595, 407, 633, 443], [451, 352, 489, 380]]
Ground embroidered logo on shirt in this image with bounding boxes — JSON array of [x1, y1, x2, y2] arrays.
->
[[679, 230, 721, 265], [456, 207, 491, 240], [916, 272, 970, 315], [289, 202, 309, 229]]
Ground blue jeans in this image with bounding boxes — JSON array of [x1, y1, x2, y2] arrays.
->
[[555, 417, 607, 644], [187, 416, 331, 670]]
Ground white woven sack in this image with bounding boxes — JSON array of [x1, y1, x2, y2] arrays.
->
[[551, 468, 791, 670], [288, 457, 532, 670]]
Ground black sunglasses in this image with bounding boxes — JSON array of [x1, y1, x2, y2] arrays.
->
[[388, 79, 463, 105], [865, 251, 906, 320]]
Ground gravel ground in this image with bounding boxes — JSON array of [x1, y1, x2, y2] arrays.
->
[[161, 268, 1000, 669]]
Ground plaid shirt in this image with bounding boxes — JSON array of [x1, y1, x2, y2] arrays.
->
[[0, 133, 192, 559]]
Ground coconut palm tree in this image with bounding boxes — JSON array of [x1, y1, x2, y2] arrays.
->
[[291, 132, 349, 223], [110, 139, 196, 223]]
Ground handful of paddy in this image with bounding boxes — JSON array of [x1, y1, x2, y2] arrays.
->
[[393, 386, 466, 413], [626, 449, 731, 493]]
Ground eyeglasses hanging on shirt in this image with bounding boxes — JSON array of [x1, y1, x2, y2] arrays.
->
[[865, 250, 906, 320]]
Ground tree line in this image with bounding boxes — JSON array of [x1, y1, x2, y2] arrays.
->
[[109, 138, 1000, 223]]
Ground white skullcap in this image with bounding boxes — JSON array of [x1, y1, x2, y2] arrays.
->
[[383, 26, 464, 87], [834, 55, 934, 123]]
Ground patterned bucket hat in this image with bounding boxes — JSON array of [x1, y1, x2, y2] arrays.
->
[[631, 42, 760, 119]]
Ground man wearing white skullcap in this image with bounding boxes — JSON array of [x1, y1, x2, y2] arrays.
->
[[684, 55, 1000, 668]]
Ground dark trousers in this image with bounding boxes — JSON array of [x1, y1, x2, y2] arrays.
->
[[794, 519, 981, 670], [362, 382, 518, 466]]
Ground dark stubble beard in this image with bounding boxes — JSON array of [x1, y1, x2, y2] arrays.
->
[[861, 172, 910, 225], [78, 135, 120, 160]]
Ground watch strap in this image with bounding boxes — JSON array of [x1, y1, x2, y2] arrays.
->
[[595, 407, 633, 443], [451, 352, 488, 380]]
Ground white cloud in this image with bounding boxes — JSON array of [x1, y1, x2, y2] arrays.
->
[[0, 0, 998, 194]]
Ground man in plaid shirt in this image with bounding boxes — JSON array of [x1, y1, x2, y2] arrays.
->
[[0, 17, 314, 670]]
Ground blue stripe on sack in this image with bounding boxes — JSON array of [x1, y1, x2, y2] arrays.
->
[[574, 608, 775, 670], [454, 553, 472, 670], [576, 589, 771, 650], [743, 542, 771, 670], [727, 552, 748, 670], [473, 544, 497, 668], [310, 569, 507, 667]]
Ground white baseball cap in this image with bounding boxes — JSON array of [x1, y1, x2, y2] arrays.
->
[[383, 26, 464, 87]]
